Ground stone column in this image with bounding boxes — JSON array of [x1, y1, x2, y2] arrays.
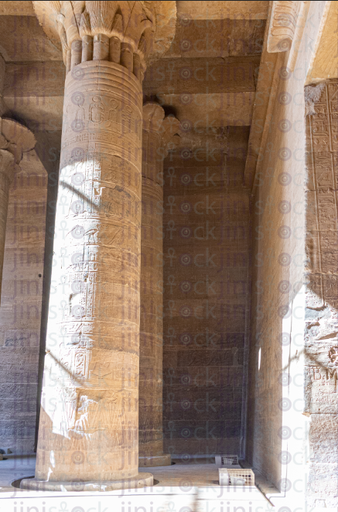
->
[[0, 120, 35, 303], [139, 103, 180, 467], [0, 151, 14, 299], [22, 1, 176, 492]]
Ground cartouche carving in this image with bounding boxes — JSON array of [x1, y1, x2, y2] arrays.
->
[[267, 1, 305, 52]]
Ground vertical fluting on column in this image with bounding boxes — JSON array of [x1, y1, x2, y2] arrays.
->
[[139, 103, 180, 467], [21, 61, 153, 491]]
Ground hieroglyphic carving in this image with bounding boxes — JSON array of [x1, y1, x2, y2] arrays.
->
[[27, 58, 147, 489], [306, 81, 338, 308]]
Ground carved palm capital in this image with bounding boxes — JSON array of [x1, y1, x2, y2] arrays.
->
[[161, 116, 181, 150], [143, 102, 165, 132], [143, 102, 180, 152], [0, 119, 36, 164], [32, 1, 176, 80]]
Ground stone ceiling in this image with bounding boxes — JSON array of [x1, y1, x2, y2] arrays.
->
[[0, 1, 269, 182]]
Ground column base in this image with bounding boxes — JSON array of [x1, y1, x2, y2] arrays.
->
[[139, 454, 171, 467], [20, 473, 153, 492]]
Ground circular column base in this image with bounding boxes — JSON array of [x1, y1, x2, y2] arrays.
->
[[139, 454, 171, 467], [20, 473, 153, 492]]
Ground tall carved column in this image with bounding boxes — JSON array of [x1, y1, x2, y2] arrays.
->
[[22, 1, 176, 492], [0, 120, 35, 303], [0, 151, 14, 300], [139, 104, 180, 467]]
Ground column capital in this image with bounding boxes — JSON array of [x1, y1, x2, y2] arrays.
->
[[0, 119, 35, 182], [143, 102, 180, 151], [143, 102, 165, 130], [0, 119, 36, 164], [33, 1, 176, 76]]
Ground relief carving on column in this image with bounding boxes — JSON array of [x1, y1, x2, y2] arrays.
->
[[32, 1, 177, 79]]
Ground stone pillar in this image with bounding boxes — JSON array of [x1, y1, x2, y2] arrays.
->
[[0, 151, 15, 298], [139, 104, 180, 467], [22, 1, 176, 492], [0, 120, 35, 302]]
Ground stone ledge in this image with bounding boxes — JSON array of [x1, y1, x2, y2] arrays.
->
[[20, 472, 154, 492]]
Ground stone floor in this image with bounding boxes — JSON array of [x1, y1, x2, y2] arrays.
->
[[0, 455, 294, 512]]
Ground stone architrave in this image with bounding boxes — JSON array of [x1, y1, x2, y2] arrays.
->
[[0, 120, 36, 303], [267, 1, 308, 70], [267, 1, 305, 52], [139, 103, 180, 467], [22, 1, 176, 492]]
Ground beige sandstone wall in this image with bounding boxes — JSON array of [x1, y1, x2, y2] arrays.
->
[[246, 51, 307, 487], [163, 128, 251, 459], [304, 79, 338, 509], [0, 149, 47, 453], [246, 5, 337, 506]]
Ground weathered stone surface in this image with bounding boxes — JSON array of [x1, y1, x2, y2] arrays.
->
[[27, 60, 145, 487], [307, 2, 338, 83], [33, 1, 176, 74], [0, 2, 35, 16], [140, 102, 180, 466], [0, 118, 37, 306], [302, 80, 338, 508], [245, 2, 333, 503], [0, 150, 47, 453], [177, 2, 269, 20], [0, 1, 335, 506], [163, 125, 250, 458]]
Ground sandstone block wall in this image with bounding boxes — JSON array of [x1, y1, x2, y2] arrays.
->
[[0, 150, 47, 453], [163, 128, 251, 459], [246, 53, 307, 488], [305, 79, 338, 509]]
